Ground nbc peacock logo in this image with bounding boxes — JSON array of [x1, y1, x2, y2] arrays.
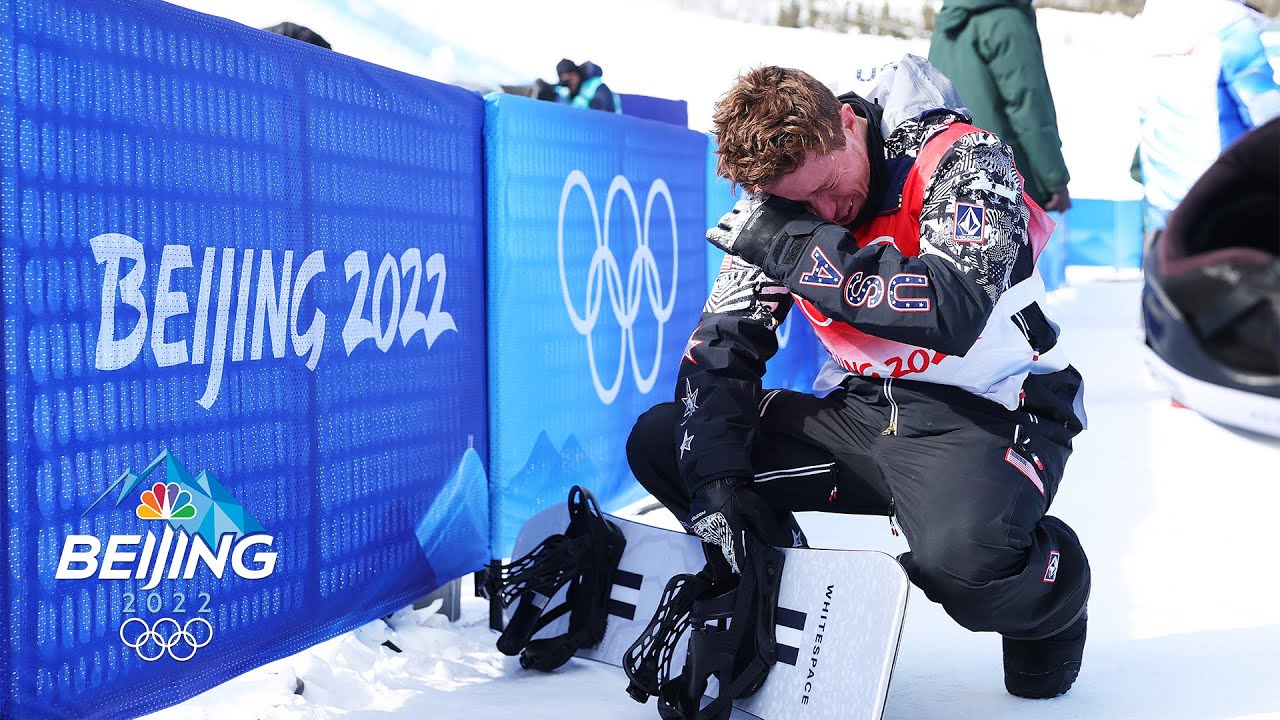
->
[[136, 482, 198, 521], [55, 450, 278, 660]]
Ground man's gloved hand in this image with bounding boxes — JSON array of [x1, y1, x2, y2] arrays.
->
[[706, 193, 807, 267], [689, 477, 776, 575], [1042, 187, 1072, 212]]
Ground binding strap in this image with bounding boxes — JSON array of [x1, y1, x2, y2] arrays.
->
[[625, 536, 785, 720], [481, 486, 626, 671]]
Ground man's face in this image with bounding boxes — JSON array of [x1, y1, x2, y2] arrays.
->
[[761, 104, 871, 227], [559, 71, 581, 93]]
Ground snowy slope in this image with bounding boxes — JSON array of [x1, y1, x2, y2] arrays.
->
[[169, 0, 1144, 198], [147, 278, 1280, 720]]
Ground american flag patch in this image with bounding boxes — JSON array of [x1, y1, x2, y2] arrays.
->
[[953, 202, 986, 242], [1005, 448, 1045, 495], [1043, 550, 1060, 583]]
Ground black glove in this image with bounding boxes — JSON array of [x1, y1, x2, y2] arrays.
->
[[689, 477, 777, 575], [1042, 187, 1072, 212], [706, 194, 807, 268]]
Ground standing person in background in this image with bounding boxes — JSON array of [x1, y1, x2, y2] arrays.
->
[[928, 0, 1071, 215], [1133, 0, 1280, 231], [554, 58, 621, 113], [262, 21, 332, 50]]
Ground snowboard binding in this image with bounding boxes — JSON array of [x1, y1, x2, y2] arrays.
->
[[624, 536, 785, 720], [480, 485, 626, 671]]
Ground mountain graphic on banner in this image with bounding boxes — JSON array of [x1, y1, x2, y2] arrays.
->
[[509, 431, 599, 502], [417, 447, 488, 560], [86, 449, 264, 545]]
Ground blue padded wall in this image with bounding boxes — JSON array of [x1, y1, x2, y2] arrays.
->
[[1065, 198, 1144, 269], [0, 1, 488, 718], [1039, 211, 1068, 292], [485, 95, 705, 556], [618, 92, 689, 127]]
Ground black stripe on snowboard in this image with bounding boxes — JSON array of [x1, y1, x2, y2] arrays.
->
[[608, 599, 636, 620], [615, 569, 643, 590], [776, 607, 806, 630], [777, 644, 800, 666], [775, 606, 806, 666]]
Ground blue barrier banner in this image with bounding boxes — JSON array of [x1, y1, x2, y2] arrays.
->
[[704, 135, 827, 393], [0, 2, 488, 718], [485, 95, 705, 556], [1040, 211, 1068, 292], [618, 93, 689, 127], [1066, 198, 1144, 269]]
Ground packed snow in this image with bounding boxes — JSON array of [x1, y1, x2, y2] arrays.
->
[[145, 2, 1280, 719]]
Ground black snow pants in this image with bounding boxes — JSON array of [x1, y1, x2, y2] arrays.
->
[[626, 377, 1090, 640]]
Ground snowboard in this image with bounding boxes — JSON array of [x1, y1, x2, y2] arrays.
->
[[507, 503, 911, 720]]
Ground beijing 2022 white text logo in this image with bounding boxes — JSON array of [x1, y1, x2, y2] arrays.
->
[[557, 170, 679, 405]]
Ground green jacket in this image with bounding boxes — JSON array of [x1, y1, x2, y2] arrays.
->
[[928, 0, 1069, 206]]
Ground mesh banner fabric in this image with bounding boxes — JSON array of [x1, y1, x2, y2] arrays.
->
[[0, 1, 489, 717], [484, 95, 705, 557]]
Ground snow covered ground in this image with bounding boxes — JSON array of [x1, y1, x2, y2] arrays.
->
[[147, 277, 1280, 720], [140, 2, 1280, 718]]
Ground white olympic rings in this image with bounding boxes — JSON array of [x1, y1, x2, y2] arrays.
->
[[120, 616, 214, 662], [557, 170, 679, 405], [776, 312, 793, 350]]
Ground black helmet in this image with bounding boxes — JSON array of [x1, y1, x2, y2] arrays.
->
[[1141, 118, 1280, 437]]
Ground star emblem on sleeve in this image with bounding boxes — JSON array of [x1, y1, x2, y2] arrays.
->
[[681, 378, 700, 422], [683, 326, 704, 365], [679, 430, 694, 459]]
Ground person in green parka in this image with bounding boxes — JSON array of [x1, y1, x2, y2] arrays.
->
[[929, 0, 1072, 212]]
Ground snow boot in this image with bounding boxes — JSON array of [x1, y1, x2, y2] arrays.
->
[[1003, 609, 1087, 699]]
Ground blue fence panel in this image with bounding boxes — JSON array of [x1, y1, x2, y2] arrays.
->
[[618, 93, 689, 127], [485, 95, 705, 556], [704, 135, 826, 393], [0, 1, 488, 718], [1065, 198, 1144, 269], [1039, 210, 1068, 292]]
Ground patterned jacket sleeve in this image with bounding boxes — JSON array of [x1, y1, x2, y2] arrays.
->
[[734, 131, 1034, 358], [674, 254, 791, 493]]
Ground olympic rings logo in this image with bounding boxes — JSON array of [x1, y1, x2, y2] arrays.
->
[[557, 170, 679, 405], [120, 616, 214, 662], [777, 313, 793, 350]]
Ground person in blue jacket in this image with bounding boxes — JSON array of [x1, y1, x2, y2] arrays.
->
[[555, 58, 621, 113], [1135, 0, 1280, 231]]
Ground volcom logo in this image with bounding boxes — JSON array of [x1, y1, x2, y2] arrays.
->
[[557, 170, 679, 404], [954, 202, 986, 242], [1043, 550, 1060, 583]]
